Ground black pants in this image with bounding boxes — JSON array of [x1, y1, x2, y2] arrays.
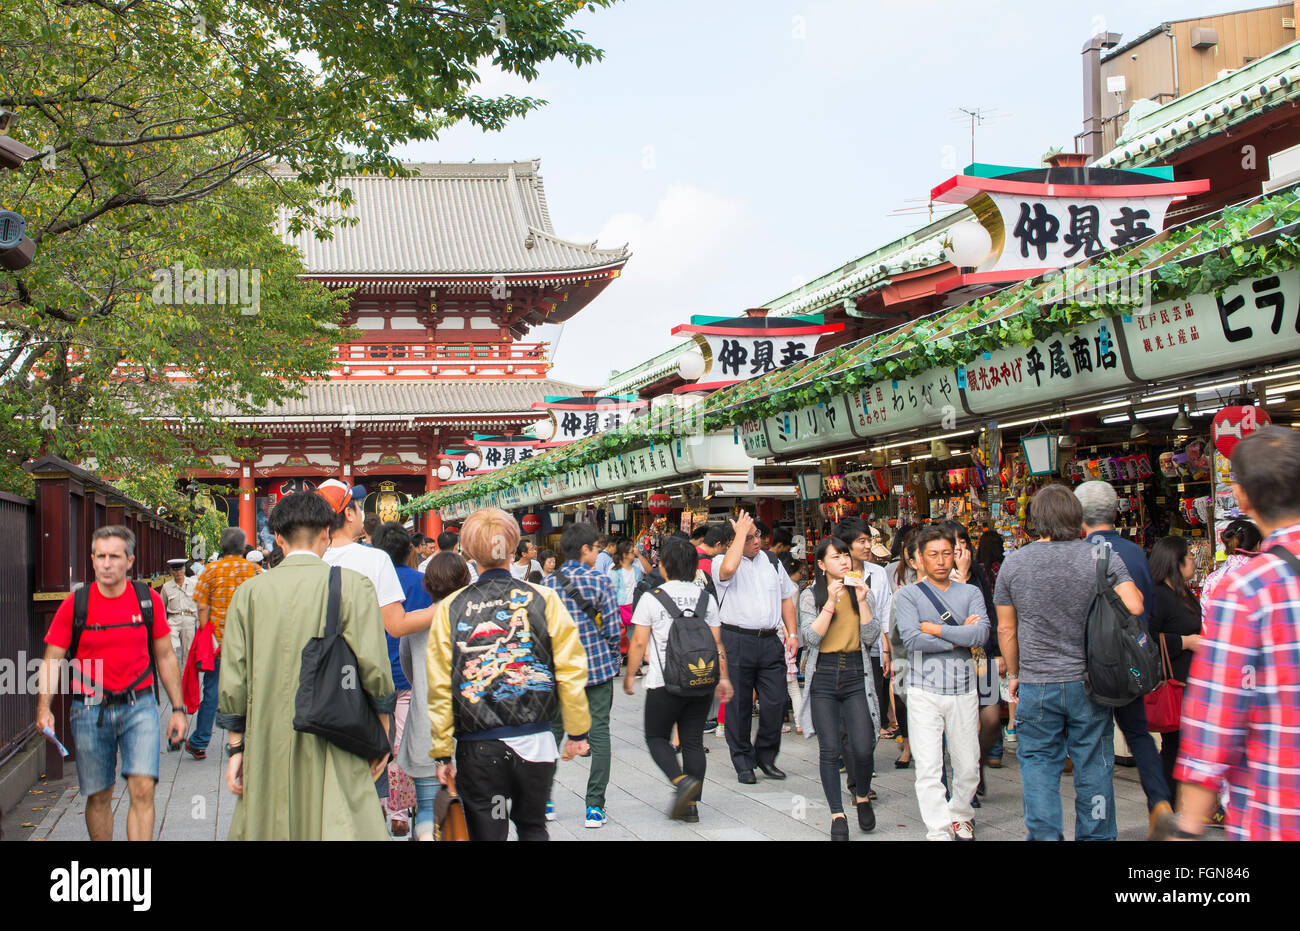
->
[[870, 653, 889, 728], [721, 628, 787, 773], [812, 651, 876, 814], [1114, 696, 1172, 809], [1159, 727, 1181, 796], [455, 738, 556, 841], [645, 687, 711, 796]]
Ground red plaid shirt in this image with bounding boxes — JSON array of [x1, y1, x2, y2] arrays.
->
[[1174, 523, 1300, 840]]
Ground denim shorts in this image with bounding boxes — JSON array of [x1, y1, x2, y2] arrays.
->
[[69, 691, 161, 797]]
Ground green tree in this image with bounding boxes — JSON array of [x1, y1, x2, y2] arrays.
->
[[0, 0, 616, 510]]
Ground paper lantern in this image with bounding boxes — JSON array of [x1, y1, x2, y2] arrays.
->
[[1212, 406, 1270, 460], [944, 220, 993, 268], [533, 418, 555, 441], [521, 514, 541, 533], [463, 451, 482, 470], [648, 493, 672, 516], [436, 465, 453, 481], [677, 350, 706, 381]]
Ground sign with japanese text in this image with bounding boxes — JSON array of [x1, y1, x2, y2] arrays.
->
[[962, 319, 1128, 415], [532, 394, 649, 445], [985, 193, 1176, 273], [1122, 271, 1300, 382], [467, 435, 538, 472], [595, 443, 676, 490], [671, 312, 844, 393], [740, 419, 770, 458], [671, 433, 759, 475], [850, 369, 960, 438], [766, 395, 856, 456]]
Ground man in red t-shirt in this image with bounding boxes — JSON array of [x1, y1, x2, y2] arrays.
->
[[36, 525, 186, 841]]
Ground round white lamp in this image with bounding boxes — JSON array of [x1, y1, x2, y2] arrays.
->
[[944, 220, 993, 269], [533, 418, 555, 441], [464, 451, 482, 470], [677, 350, 706, 381], [436, 464, 453, 481]]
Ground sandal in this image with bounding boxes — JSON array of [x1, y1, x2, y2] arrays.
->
[[879, 726, 898, 739], [894, 755, 911, 769]]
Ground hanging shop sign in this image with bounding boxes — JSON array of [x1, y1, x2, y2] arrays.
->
[[767, 395, 856, 456], [671, 310, 843, 393], [961, 318, 1127, 415], [596, 443, 677, 489], [1121, 270, 1300, 382], [531, 394, 650, 445], [670, 432, 759, 477], [850, 368, 962, 439], [740, 419, 770, 458], [466, 434, 539, 471], [931, 164, 1209, 286]]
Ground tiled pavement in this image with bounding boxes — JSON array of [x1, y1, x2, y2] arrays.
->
[[29, 685, 1193, 841]]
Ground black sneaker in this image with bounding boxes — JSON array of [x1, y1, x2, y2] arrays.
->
[[702, 719, 718, 734], [183, 741, 206, 761], [670, 775, 703, 820], [831, 817, 850, 842]]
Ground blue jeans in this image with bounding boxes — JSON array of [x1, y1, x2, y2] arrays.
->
[[69, 691, 160, 796], [413, 776, 439, 837], [189, 656, 220, 752], [1015, 680, 1116, 841]]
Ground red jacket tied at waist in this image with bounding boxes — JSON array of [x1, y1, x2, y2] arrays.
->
[[183, 623, 217, 714]]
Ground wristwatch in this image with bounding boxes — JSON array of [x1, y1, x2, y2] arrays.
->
[[226, 741, 245, 757], [434, 757, 452, 766]]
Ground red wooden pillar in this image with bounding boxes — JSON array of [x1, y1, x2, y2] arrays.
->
[[238, 461, 256, 543]]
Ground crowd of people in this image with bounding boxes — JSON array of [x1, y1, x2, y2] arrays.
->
[[33, 426, 1300, 842]]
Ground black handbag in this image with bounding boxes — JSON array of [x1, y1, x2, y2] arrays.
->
[[292, 566, 392, 760]]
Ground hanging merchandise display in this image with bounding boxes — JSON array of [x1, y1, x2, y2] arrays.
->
[[1211, 405, 1271, 566]]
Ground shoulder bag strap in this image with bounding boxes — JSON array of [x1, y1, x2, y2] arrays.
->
[[692, 588, 711, 619], [1095, 542, 1111, 593], [68, 583, 92, 660], [649, 587, 684, 619], [916, 581, 958, 626], [325, 566, 342, 638], [132, 581, 160, 699], [1158, 632, 1174, 680], [555, 570, 601, 627], [1267, 544, 1300, 577]]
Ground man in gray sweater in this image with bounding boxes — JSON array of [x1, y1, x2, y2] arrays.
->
[[894, 525, 990, 841]]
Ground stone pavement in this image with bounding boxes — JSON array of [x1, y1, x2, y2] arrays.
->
[[27, 682, 1197, 841]]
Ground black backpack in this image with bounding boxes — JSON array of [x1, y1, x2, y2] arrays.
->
[[648, 587, 719, 697], [68, 580, 158, 701], [631, 569, 666, 613], [293, 566, 392, 760], [1083, 544, 1162, 708]]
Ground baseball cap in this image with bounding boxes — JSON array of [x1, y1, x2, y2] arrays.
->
[[317, 479, 367, 514], [167, 557, 187, 569]]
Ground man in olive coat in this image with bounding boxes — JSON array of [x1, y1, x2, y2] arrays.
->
[[218, 491, 396, 840]]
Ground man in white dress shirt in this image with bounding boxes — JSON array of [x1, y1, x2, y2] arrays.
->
[[712, 510, 799, 784]]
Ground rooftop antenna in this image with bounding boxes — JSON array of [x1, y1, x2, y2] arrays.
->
[[950, 107, 1012, 165]]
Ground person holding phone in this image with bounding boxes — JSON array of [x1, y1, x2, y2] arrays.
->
[[798, 536, 881, 839]]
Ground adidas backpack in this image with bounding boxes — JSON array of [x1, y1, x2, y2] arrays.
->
[[1083, 543, 1162, 707], [648, 587, 720, 697]]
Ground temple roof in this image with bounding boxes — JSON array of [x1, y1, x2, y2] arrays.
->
[[275, 160, 630, 278], [217, 377, 590, 420]]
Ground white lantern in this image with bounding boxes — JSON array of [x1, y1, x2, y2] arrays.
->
[[464, 451, 482, 470], [437, 464, 453, 481], [677, 349, 706, 381], [533, 418, 555, 441], [944, 220, 993, 269]]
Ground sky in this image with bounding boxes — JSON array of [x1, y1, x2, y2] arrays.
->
[[392, 0, 1274, 387]]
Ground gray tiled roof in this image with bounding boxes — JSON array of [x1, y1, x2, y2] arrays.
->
[[275, 161, 629, 276], [218, 378, 589, 419]]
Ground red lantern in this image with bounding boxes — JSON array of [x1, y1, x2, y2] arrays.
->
[[647, 493, 672, 516], [1212, 406, 1270, 460], [520, 514, 541, 534]]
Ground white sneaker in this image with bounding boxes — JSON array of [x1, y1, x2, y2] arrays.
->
[[952, 820, 975, 841]]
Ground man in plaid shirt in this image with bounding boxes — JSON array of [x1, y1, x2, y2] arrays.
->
[[1174, 426, 1300, 841], [544, 522, 622, 829]]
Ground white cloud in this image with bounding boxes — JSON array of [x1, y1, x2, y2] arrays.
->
[[546, 183, 749, 386]]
